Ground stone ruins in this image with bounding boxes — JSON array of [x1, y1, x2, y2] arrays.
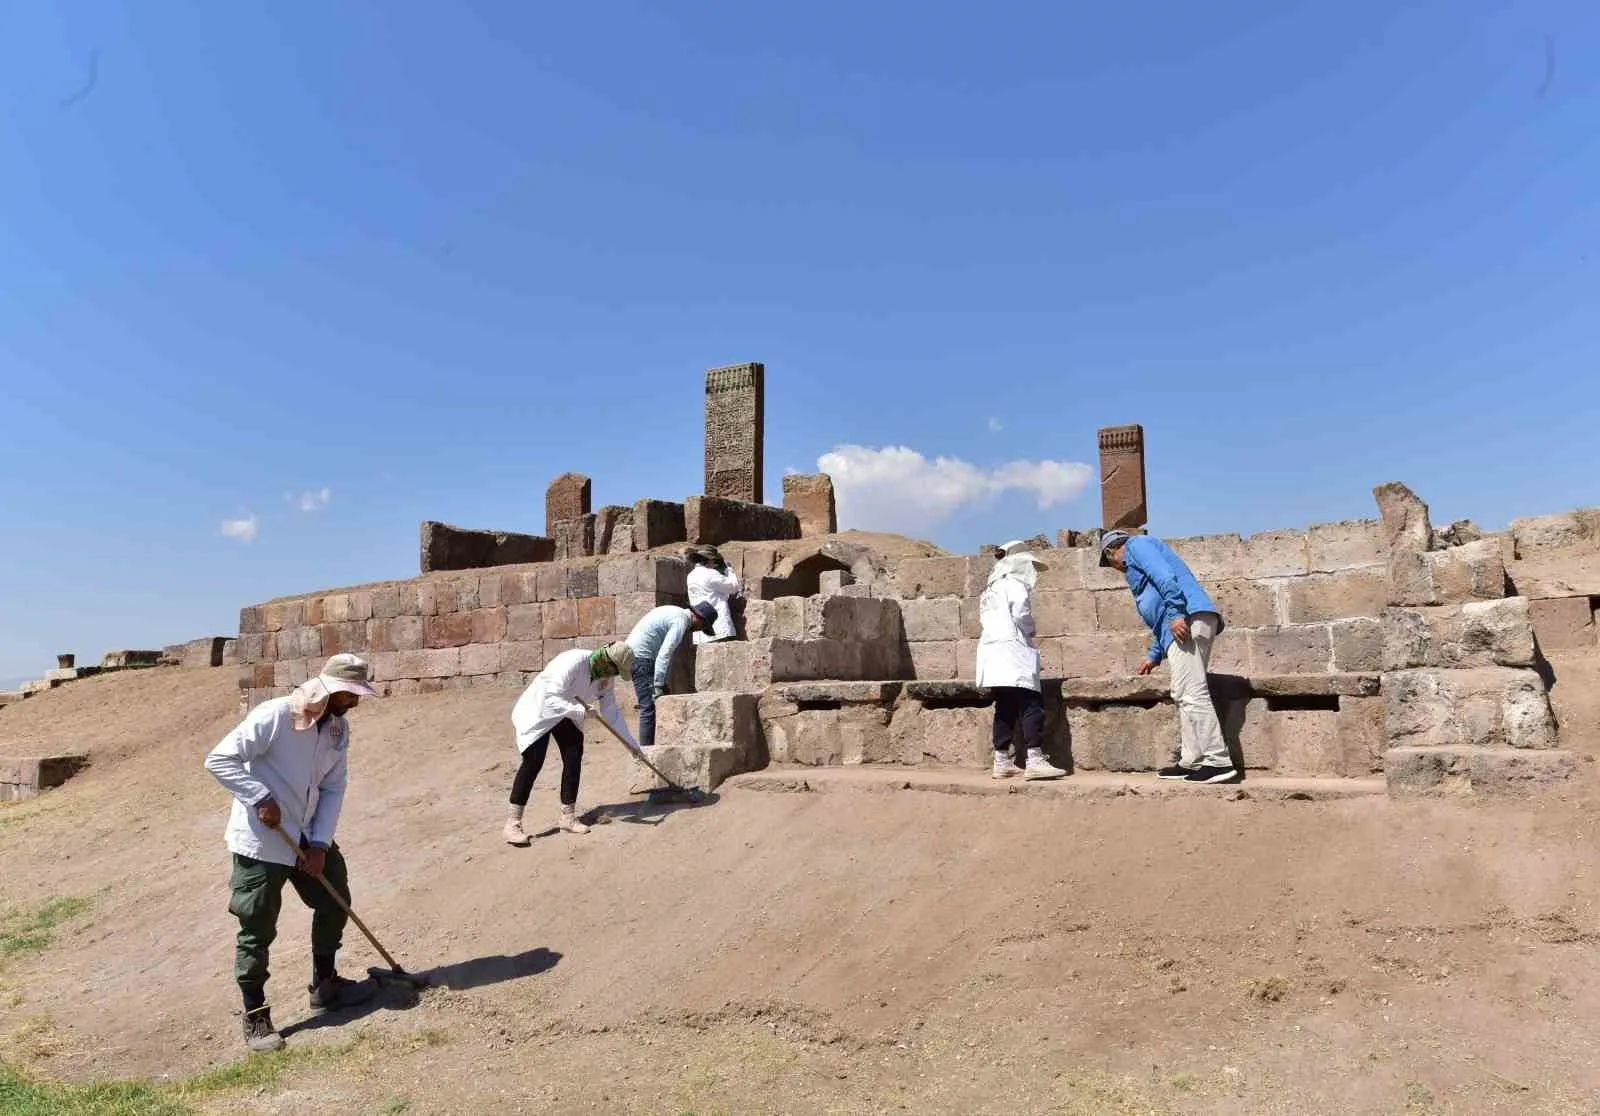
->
[[214, 361, 1600, 800]]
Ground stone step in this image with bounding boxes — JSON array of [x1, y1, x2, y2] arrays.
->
[[0, 754, 90, 802], [1385, 746, 1584, 796], [624, 691, 763, 793], [725, 765, 1387, 802]]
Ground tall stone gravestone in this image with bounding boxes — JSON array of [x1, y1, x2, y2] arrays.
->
[[704, 362, 765, 504], [1097, 424, 1148, 530], [546, 473, 592, 536]]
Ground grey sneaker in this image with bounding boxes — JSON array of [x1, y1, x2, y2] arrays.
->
[[242, 1006, 284, 1053], [308, 973, 374, 1012]]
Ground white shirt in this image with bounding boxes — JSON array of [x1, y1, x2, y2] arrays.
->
[[974, 577, 1041, 692], [687, 564, 741, 643], [511, 648, 639, 752]]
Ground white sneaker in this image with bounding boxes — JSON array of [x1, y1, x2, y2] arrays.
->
[[1023, 750, 1067, 780], [503, 818, 531, 847], [992, 753, 1023, 779], [558, 805, 590, 835]]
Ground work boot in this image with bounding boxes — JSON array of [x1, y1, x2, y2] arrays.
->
[[241, 1006, 285, 1053], [503, 817, 531, 846], [992, 752, 1023, 779], [1023, 749, 1067, 780], [558, 805, 590, 834], [308, 973, 375, 1012]]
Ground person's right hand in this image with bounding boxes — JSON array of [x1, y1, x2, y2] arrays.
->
[[254, 797, 282, 828], [1136, 660, 1158, 676]]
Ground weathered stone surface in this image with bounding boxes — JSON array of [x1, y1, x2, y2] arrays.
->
[[1056, 632, 1146, 678], [1062, 677, 1170, 703], [1373, 481, 1432, 552], [1337, 695, 1386, 776], [782, 473, 837, 537], [1091, 589, 1145, 633], [499, 641, 545, 673], [1066, 702, 1178, 771], [545, 473, 592, 537], [1529, 596, 1596, 651], [764, 704, 892, 765], [770, 681, 902, 704], [1097, 424, 1147, 530], [900, 597, 962, 642], [578, 597, 616, 637], [101, 650, 162, 670], [594, 506, 635, 555], [1248, 625, 1332, 674], [1241, 529, 1310, 579], [1248, 672, 1381, 697], [1330, 618, 1383, 672], [0, 754, 90, 801], [553, 515, 597, 560], [685, 495, 800, 547], [1507, 550, 1600, 600], [542, 599, 580, 639], [1384, 666, 1557, 750], [894, 557, 972, 599], [1282, 568, 1387, 623], [1382, 600, 1536, 671], [889, 702, 994, 767], [1307, 519, 1386, 573], [1265, 707, 1342, 777], [1031, 590, 1096, 638], [817, 570, 851, 594], [704, 362, 765, 504], [419, 521, 553, 574], [907, 641, 957, 680], [1510, 509, 1600, 557], [632, 499, 687, 550], [1207, 579, 1279, 629], [1432, 519, 1488, 549], [1386, 747, 1579, 796], [1389, 540, 1508, 607], [1167, 534, 1245, 581]]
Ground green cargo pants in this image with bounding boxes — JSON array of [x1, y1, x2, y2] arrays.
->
[[228, 844, 350, 994]]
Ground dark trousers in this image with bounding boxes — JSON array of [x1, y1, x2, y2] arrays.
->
[[510, 719, 584, 807], [631, 658, 657, 748], [991, 686, 1044, 756], [229, 845, 350, 997]]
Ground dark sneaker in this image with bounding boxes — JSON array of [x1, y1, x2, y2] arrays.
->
[[1184, 765, 1241, 785], [1157, 765, 1195, 780], [242, 1006, 285, 1053], [308, 973, 375, 1012]]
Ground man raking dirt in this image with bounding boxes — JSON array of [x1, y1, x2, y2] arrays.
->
[[204, 653, 381, 1053]]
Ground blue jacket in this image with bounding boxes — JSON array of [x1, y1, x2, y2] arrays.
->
[[1121, 536, 1224, 665]]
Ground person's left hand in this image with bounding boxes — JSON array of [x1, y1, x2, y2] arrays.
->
[[298, 846, 327, 878], [1136, 659, 1158, 676], [1169, 616, 1191, 644]]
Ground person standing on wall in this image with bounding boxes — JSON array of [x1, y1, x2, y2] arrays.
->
[[686, 545, 741, 644], [625, 601, 718, 749], [1098, 529, 1238, 784], [504, 641, 641, 846], [977, 540, 1068, 781], [204, 653, 380, 1054]]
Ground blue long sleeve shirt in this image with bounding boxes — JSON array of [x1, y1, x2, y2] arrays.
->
[[625, 605, 692, 690], [1121, 536, 1224, 665]]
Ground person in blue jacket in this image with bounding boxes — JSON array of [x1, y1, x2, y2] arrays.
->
[[1098, 530, 1238, 784]]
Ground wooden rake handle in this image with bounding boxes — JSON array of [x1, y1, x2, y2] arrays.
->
[[269, 822, 407, 975]]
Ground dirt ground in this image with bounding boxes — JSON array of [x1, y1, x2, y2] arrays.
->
[[3, 668, 1600, 1114]]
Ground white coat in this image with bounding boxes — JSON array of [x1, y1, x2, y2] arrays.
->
[[687, 564, 741, 644], [975, 577, 1041, 692], [511, 648, 639, 752], [204, 697, 349, 867]]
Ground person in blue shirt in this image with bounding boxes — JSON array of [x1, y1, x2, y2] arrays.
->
[[1098, 530, 1238, 784], [625, 602, 718, 749]]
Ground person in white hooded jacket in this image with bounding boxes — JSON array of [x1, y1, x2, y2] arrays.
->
[[975, 542, 1067, 780], [504, 641, 640, 845], [686, 545, 741, 644]]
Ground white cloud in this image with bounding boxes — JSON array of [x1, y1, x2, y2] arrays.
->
[[295, 487, 332, 513], [220, 514, 259, 543], [817, 445, 1092, 537], [987, 417, 1004, 432]]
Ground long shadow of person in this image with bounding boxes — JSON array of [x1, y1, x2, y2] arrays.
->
[[279, 948, 562, 1037]]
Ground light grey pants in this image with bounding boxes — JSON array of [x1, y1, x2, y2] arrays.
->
[[1168, 611, 1230, 768]]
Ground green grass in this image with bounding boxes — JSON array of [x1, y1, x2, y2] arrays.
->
[[0, 899, 91, 967], [0, 1065, 187, 1116], [173, 1035, 372, 1099]]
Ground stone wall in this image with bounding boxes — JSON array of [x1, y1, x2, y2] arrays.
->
[[419, 521, 555, 573]]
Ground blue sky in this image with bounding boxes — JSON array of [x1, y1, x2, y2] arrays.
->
[[1, 0, 1596, 681]]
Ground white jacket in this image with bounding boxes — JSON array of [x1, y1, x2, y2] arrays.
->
[[511, 648, 639, 752], [687, 564, 741, 643], [204, 697, 349, 867], [975, 577, 1041, 692]]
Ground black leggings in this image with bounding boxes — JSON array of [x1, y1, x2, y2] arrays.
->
[[510, 720, 584, 807], [991, 686, 1044, 755]]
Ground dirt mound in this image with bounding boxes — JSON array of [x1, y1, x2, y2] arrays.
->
[[3, 668, 1600, 1114]]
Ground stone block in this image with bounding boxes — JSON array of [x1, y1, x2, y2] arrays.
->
[[1031, 590, 1096, 638], [614, 593, 663, 634], [236, 633, 266, 664], [554, 515, 597, 560], [499, 641, 545, 673], [468, 608, 508, 645], [1428, 540, 1507, 603], [479, 571, 535, 610], [371, 586, 402, 619], [900, 598, 962, 642], [1057, 632, 1142, 677], [543, 638, 577, 664], [578, 597, 616, 637], [1529, 596, 1596, 651], [414, 580, 457, 617], [420, 520, 553, 574], [956, 639, 979, 679], [383, 614, 425, 651], [1248, 625, 1332, 674], [783, 473, 837, 537], [655, 690, 762, 753], [1208, 579, 1280, 628], [595, 505, 635, 555], [889, 702, 993, 767], [542, 599, 580, 639], [101, 649, 162, 670], [262, 601, 304, 632], [545, 472, 592, 536], [1509, 509, 1600, 557], [1382, 599, 1536, 671], [425, 612, 474, 649], [1066, 702, 1179, 771], [818, 570, 850, 594], [458, 643, 501, 676], [0, 754, 89, 801], [685, 495, 800, 546], [632, 499, 687, 550], [1384, 666, 1557, 750], [1337, 695, 1386, 776], [894, 557, 970, 599], [598, 558, 641, 598], [1097, 424, 1147, 530], [959, 598, 983, 639], [1282, 568, 1387, 622], [907, 641, 957, 680], [1330, 617, 1383, 672], [318, 622, 365, 657], [1241, 529, 1310, 579], [1266, 708, 1342, 777], [239, 606, 266, 635], [1248, 672, 1380, 697], [1373, 481, 1432, 552], [764, 705, 893, 766], [1386, 746, 1579, 796], [1307, 519, 1386, 572], [1168, 534, 1246, 581], [640, 556, 689, 596], [1033, 549, 1088, 592], [273, 658, 311, 687], [1091, 589, 1144, 633]]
